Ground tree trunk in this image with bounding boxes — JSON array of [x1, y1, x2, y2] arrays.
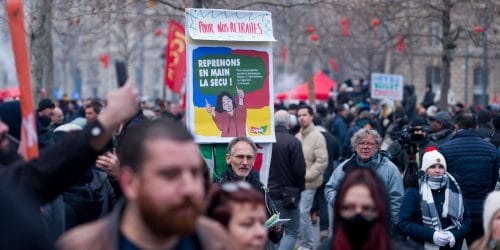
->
[[29, 0, 54, 103], [439, 0, 452, 110]]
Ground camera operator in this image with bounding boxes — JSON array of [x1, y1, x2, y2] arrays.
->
[[386, 117, 436, 186]]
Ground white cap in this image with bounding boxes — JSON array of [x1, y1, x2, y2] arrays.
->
[[421, 150, 447, 172], [483, 191, 500, 237]]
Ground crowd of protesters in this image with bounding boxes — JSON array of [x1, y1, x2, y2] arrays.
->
[[0, 76, 499, 250]]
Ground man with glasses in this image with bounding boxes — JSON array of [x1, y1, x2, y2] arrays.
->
[[325, 128, 404, 228], [219, 137, 282, 244], [295, 105, 328, 250]]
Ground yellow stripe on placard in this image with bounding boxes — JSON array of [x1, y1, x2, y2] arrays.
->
[[194, 106, 271, 137]]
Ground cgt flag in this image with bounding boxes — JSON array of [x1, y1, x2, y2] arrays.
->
[[6, 0, 39, 160], [164, 20, 186, 94]]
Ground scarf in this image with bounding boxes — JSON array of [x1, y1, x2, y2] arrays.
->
[[420, 173, 464, 231], [355, 152, 380, 168]]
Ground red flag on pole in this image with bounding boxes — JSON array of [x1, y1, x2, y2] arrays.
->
[[164, 21, 186, 94], [6, 0, 39, 160]]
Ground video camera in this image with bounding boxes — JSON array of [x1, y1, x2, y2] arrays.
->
[[398, 124, 429, 146]]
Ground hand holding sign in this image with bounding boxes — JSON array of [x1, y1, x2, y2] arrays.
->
[[205, 98, 215, 117]]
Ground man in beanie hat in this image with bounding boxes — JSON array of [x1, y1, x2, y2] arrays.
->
[[471, 191, 500, 249], [36, 98, 56, 148], [440, 112, 499, 246], [399, 148, 471, 250]]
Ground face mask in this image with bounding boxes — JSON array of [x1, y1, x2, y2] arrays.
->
[[340, 214, 376, 249]]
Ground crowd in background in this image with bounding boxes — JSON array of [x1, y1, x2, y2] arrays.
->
[[0, 76, 499, 250]]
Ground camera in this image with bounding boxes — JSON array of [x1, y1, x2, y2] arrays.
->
[[398, 125, 428, 146]]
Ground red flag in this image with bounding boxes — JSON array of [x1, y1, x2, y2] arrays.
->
[[396, 35, 405, 54], [493, 92, 498, 104], [329, 58, 339, 72], [281, 47, 288, 64], [6, 0, 39, 160], [164, 21, 186, 94], [341, 17, 349, 37]]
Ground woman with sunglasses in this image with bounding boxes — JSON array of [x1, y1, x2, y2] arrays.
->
[[206, 181, 268, 250], [319, 167, 395, 250], [398, 149, 471, 250]]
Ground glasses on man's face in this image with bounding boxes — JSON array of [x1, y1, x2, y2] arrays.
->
[[356, 141, 377, 149], [340, 203, 378, 220], [231, 154, 255, 162], [221, 181, 252, 192]]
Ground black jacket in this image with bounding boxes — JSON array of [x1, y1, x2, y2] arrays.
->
[[268, 126, 306, 198], [0, 120, 106, 249]]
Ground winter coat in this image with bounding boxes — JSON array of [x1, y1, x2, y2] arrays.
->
[[296, 124, 328, 189], [429, 129, 454, 146], [268, 126, 306, 197], [0, 120, 109, 249], [63, 169, 117, 230], [57, 200, 231, 250], [331, 115, 349, 157], [398, 187, 471, 250], [439, 129, 499, 214], [325, 152, 404, 224]]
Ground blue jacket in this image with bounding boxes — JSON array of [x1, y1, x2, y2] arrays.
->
[[325, 152, 404, 224], [398, 187, 471, 250], [439, 129, 499, 214]]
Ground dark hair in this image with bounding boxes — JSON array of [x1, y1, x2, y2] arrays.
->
[[226, 137, 257, 156], [477, 110, 492, 124], [297, 104, 314, 116], [454, 111, 477, 129], [333, 168, 392, 250], [85, 101, 103, 114], [117, 119, 194, 172], [205, 183, 265, 227], [288, 103, 298, 111], [494, 115, 500, 131], [215, 91, 236, 113]]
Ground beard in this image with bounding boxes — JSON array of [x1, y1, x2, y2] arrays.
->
[[137, 187, 203, 238]]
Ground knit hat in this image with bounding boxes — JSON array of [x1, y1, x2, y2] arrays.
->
[[37, 98, 55, 112], [483, 191, 500, 237], [421, 149, 447, 172]]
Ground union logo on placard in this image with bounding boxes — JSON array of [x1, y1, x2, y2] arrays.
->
[[250, 126, 267, 135]]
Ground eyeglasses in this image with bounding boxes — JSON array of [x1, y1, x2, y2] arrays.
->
[[356, 142, 377, 148], [340, 204, 378, 220], [231, 154, 255, 162], [221, 181, 253, 192]]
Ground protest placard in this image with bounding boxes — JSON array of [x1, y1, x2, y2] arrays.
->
[[370, 73, 404, 101], [185, 8, 275, 143]]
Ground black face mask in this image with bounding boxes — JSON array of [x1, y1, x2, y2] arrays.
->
[[340, 214, 376, 250]]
